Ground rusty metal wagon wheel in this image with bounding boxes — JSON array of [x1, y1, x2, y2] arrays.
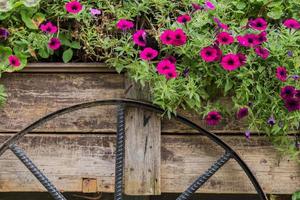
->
[[0, 99, 268, 200]]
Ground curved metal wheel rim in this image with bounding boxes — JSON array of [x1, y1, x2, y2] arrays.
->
[[0, 98, 268, 200]]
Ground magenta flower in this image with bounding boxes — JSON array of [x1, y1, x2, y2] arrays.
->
[[283, 18, 300, 29], [295, 90, 300, 101], [0, 28, 9, 40], [255, 46, 269, 59], [172, 29, 187, 46], [276, 67, 288, 82], [90, 8, 101, 16], [237, 107, 249, 119], [160, 30, 174, 45], [284, 98, 300, 112], [213, 18, 229, 30], [280, 86, 295, 100], [156, 60, 176, 75], [205, 1, 215, 10], [177, 14, 191, 24], [40, 22, 58, 34], [249, 18, 267, 31], [200, 46, 218, 62], [65, 1, 83, 14], [48, 37, 61, 50], [165, 70, 178, 79], [237, 53, 247, 66], [257, 31, 267, 44], [216, 32, 234, 45], [205, 111, 222, 126], [164, 56, 176, 64], [221, 54, 241, 71], [237, 34, 259, 48], [116, 19, 134, 31], [192, 3, 202, 11], [8, 55, 21, 67], [133, 30, 147, 47], [140, 48, 158, 61]]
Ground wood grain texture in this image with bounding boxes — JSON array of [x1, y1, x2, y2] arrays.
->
[[124, 77, 161, 195], [0, 73, 124, 133], [0, 134, 298, 194]]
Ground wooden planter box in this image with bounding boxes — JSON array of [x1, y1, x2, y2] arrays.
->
[[0, 63, 298, 197]]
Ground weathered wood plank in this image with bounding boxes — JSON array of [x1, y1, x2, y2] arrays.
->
[[124, 77, 161, 195], [0, 73, 124, 133], [0, 134, 298, 194], [22, 63, 116, 73]]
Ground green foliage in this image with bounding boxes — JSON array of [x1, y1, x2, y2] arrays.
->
[[293, 191, 300, 200]]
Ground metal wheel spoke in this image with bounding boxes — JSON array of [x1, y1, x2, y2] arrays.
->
[[114, 104, 125, 200], [176, 151, 232, 200], [10, 144, 67, 200]]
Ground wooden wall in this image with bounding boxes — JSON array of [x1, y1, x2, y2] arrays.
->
[[0, 63, 299, 197]]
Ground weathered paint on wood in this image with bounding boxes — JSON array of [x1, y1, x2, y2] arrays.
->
[[0, 134, 298, 194], [0, 70, 249, 134], [124, 77, 161, 195]]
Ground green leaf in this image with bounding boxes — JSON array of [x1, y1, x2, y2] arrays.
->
[[293, 191, 300, 200], [20, 10, 38, 29], [224, 78, 233, 94], [38, 47, 49, 59], [63, 48, 73, 63], [70, 41, 81, 49], [267, 7, 283, 19]]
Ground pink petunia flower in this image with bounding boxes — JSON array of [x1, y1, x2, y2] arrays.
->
[[249, 18, 268, 31], [160, 30, 174, 45], [255, 46, 269, 59], [48, 37, 61, 50], [237, 107, 249, 119], [165, 70, 178, 79], [213, 18, 229, 30], [295, 90, 300, 100], [192, 3, 202, 11], [172, 29, 187, 46], [237, 53, 247, 66], [116, 19, 134, 31], [205, 1, 215, 10], [283, 18, 300, 29], [221, 54, 241, 71], [177, 14, 191, 24], [156, 59, 176, 75], [237, 34, 259, 48], [276, 67, 288, 82], [257, 31, 267, 44], [133, 30, 147, 47], [164, 56, 177, 64], [90, 8, 101, 16], [139, 48, 158, 61], [280, 86, 295, 100], [65, 1, 83, 14], [205, 111, 222, 126], [8, 55, 21, 67], [40, 22, 58, 34], [200, 46, 218, 62], [216, 32, 234, 45]]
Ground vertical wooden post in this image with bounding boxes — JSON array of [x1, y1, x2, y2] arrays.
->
[[124, 76, 161, 196]]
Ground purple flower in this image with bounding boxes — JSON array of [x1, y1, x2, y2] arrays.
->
[[267, 116, 276, 126], [192, 3, 202, 11], [205, 111, 222, 126], [48, 37, 61, 50], [290, 75, 300, 81], [287, 50, 293, 57], [0, 28, 9, 40], [237, 107, 249, 119], [280, 86, 295, 100], [90, 8, 101, 16], [245, 130, 251, 139], [284, 98, 300, 112], [182, 67, 190, 77]]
